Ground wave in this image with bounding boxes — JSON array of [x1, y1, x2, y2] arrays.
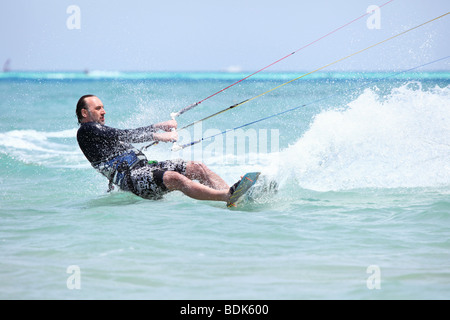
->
[[271, 83, 450, 191], [0, 128, 87, 168]]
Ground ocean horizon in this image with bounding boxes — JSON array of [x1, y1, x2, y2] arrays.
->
[[1, 69, 450, 81]]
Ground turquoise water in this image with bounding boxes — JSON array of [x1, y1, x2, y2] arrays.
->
[[0, 71, 449, 299]]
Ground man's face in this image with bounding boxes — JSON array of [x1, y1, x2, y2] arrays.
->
[[82, 96, 106, 125]]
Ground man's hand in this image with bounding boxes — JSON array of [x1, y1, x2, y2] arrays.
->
[[153, 131, 178, 143], [154, 120, 177, 132]]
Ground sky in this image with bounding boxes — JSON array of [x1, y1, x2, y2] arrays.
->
[[1, 0, 449, 72]]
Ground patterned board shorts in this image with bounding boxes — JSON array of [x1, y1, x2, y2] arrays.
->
[[123, 159, 187, 199]]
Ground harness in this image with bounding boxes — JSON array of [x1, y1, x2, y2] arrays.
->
[[93, 149, 147, 193]]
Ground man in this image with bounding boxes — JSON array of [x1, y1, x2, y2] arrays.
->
[[76, 95, 235, 203]]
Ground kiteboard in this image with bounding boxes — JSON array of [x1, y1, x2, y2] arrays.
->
[[227, 172, 261, 208]]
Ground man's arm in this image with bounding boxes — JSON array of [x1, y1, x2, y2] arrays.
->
[[153, 130, 178, 142], [88, 120, 178, 144]]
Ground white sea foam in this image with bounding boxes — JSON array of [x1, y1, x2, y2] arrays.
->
[[0, 128, 87, 168], [275, 83, 450, 191]]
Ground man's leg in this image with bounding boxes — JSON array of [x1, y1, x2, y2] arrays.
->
[[163, 171, 230, 202], [184, 161, 229, 190]]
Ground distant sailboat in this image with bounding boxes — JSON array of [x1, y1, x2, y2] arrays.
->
[[3, 59, 11, 72]]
